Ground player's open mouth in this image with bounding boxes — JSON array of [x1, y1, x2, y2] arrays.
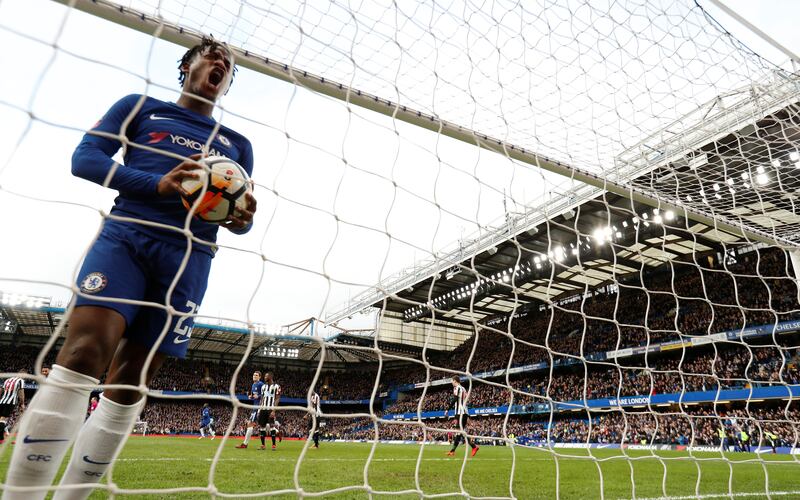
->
[[209, 68, 225, 87]]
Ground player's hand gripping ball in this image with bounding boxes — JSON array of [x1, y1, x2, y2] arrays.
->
[[180, 156, 252, 223]]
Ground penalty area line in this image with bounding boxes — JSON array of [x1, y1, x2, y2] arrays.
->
[[114, 456, 556, 463], [627, 490, 800, 500]]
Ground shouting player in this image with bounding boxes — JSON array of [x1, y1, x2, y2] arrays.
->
[[2, 37, 256, 500], [199, 403, 215, 439], [236, 370, 263, 449], [257, 372, 281, 451], [444, 376, 478, 458], [0, 371, 26, 445]]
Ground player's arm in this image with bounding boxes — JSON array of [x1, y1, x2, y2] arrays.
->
[[72, 94, 160, 195], [73, 94, 201, 197], [18, 381, 25, 410], [222, 140, 256, 234]]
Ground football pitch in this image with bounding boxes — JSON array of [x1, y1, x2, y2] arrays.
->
[[1, 437, 799, 499]]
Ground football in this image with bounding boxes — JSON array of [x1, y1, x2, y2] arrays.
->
[[180, 156, 251, 223]]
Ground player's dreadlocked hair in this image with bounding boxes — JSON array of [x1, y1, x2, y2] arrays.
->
[[177, 36, 237, 88]]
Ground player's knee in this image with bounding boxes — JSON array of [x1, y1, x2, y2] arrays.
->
[[57, 332, 116, 378]]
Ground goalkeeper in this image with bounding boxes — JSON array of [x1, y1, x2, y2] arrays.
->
[[2, 38, 256, 500]]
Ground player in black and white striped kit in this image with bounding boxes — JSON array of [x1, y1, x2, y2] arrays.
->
[[0, 373, 27, 444], [308, 391, 322, 449], [256, 372, 281, 451], [444, 376, 478, 457]]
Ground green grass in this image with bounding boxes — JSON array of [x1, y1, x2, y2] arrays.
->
[[1, 437, 799, 499]]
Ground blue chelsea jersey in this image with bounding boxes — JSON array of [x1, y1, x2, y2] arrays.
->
[[202, 407, 211, 420], [72, 94, 255, 254], [251, 380, 264, 403]]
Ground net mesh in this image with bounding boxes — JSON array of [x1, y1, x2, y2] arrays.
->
[[1, 0, 800, 498]]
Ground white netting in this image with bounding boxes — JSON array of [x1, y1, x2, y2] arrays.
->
[[1, 0, 800, 498]]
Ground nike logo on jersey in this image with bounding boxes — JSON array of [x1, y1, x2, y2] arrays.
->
[[173, 337, 191, 344], [149, 113, 173, 121], [23, 435, 69, 444], [82, 455, 111, 465]]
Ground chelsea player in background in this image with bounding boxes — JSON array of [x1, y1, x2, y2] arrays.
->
[[236, 370, 264, 448], [3, 38, 256, 500], [199, 403, 216, 439]]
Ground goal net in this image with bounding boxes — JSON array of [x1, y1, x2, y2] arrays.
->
[[131, 420, 147, 437], [1, 0, 800, 498]]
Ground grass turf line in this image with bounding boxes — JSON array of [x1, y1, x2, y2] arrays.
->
[[1, 437, 798, 499]]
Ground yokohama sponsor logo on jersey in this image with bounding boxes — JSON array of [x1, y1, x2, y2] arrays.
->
[[0, 377, 24, 405], [147, 132, 228, 158]]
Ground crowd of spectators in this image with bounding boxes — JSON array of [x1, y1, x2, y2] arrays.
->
[[384, 248, 800, 387], [332, 404, 799, 449], [383, 341, 800, 414]]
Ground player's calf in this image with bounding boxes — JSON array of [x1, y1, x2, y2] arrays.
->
[[54, 394, 144, 500], [2, 365, 99, 500]]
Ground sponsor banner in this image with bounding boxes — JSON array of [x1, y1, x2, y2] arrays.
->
[[691, 332, 727, 346], [661, 341, 691, 351], [622, 444, 672, 451], [631, 345, 657, 356], [387, 405, 515, 420], [556, 385, 800, 411], [722, 320, 800, 341], [608, 396, 651, 406], [777, 320, 800, 332], [606, 348, 633, 359], [333, 439, 448, 445], [522, 442, 800, 455], [553, 443, 595, 449]]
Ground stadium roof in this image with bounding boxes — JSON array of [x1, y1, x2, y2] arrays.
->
[[378, 193, 732, 327], [354, 79, 800, 331]]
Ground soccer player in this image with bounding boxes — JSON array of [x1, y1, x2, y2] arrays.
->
[[444, 376, 478, 458], [308, 390, 322, 449], [236, 370, 263, 449], [199, 403, 215, 439], [0, 372, 26, 444], [765, 429, 779, 454], [2, 37, 256, 500], [256, 371, 281, 451]]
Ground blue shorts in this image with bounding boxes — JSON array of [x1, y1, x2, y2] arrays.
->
[[201, 419, 212, 428], [248, 410, 258, 423], [74, 220, 212, 358]]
